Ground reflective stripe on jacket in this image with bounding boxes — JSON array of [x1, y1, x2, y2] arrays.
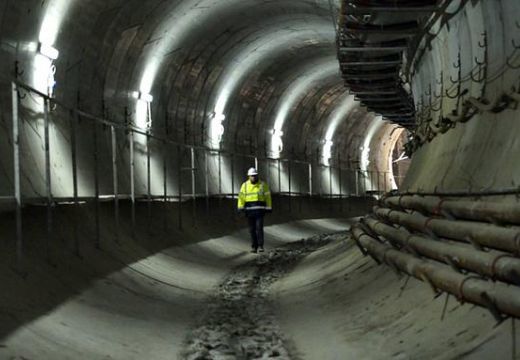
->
[[237, 180, 272, 211]]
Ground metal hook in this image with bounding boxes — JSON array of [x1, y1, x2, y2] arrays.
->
[[431, 73, 444, 112], [477, 32, 487, 49], [506, 38, 520, 70], [471, 32, 488, 86], [447, 49, 462, 99]]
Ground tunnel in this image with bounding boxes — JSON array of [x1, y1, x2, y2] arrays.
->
[[0, 0, 520, 359]]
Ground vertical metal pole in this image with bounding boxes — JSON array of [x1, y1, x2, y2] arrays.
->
[[298, 162, 302, 212], [191, 147, 196, 226], [339, 163, 343, 212], [308, 163, 312, 196], [93, 123, 100, 249], [147, 132, 152, 229], [345, 167, 350, 197], [231, 153, 235, 199], [355, 169, 359, 196], [218, 151, 222, 196], [329, 164, 333, 199], [43, 98, 53, 262], [288, 160, 292, 212], [191, 147, 196, 200], [254, 157, 258, 170], [129, 130, 135, 233], [177, 145, 182, 230], [205, 150, 210, 217], [277, 159, 281, 194], [163, 140, 168, 231], [263, 158, 269, 191], [111, 126, 119, 242], [377, 170, 381, 195], [70, 110, 80, 257], [11, 83, 23, 268], [316, 165, 323, 197]]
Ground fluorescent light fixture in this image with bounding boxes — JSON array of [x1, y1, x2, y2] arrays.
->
[[322, 139, 334, 165], [132, 91, 153, 103], [212, 112, 226, 122], [38, 42, 59, 60], [271, 128, 284, 136]]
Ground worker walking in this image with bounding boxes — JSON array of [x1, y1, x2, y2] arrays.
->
[[237, 168, 272, 253]]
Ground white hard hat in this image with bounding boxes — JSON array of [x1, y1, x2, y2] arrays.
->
[[247, 167, 258, 176]]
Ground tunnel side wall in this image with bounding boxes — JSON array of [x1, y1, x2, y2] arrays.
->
[[403, 0, 520, 192]]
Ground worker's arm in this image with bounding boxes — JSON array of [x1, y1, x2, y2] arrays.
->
[[237, 183, 246, 211], [264, 182, 272, 212]]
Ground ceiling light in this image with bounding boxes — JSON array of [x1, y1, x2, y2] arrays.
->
[[132, 91, 153, 103], [38, 42, 59, 60]]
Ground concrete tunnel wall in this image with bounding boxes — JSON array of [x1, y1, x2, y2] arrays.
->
[[0, 0, 399, 202], [403, 0, 520, 192], [1, 0, 519, 359]]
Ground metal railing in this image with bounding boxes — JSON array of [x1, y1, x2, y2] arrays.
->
[[4, 79, 399, 268]]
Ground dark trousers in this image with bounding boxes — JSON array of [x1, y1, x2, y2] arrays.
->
[[247, 214, 264, 249]]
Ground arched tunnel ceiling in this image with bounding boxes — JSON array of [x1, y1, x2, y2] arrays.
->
[[31, 0, 382, 164]]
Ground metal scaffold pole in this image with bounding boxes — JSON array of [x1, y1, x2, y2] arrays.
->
[[11, 83, 23, 269], [93, 122, 100, 249], [70, 109, 80, 257], [147, 132, 152, 230], [111, 126, 119, 242], [129, 130, 135, 233], [43, 98, 53, 262]]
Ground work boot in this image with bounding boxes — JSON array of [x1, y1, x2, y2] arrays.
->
[[259, 247, 265, 253], [251, 248, 258, 254]]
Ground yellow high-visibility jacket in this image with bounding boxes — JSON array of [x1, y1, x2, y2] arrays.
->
[[237, 180, 272, 212]]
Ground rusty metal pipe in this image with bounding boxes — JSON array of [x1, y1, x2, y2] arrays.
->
[[351, 226, 520, 318], [374, 207, 520, 254], [364, 218, 520, 285], [383, 195, 520, 224]]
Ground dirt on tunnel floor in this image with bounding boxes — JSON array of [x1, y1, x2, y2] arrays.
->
[[182, 233, 342, 359]]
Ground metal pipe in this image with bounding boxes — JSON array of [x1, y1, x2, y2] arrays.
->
[[374, 207, 520, 254], [70, 110, 80, 257], [205, 150, 209, 217], [218, 151, 222, 196], [308, 163, 312, 196], [329, 164, 333, 198], [93, 122, 100, 249], [351, 226, 520, 318], [288, 159, 292, 212], [365, 217, 520, 285], [129, 130, 135, 232], [384, 195, 520, 224], [111, 126, 119, 242], [277, 159, 281, 194], [147, 132, 152, 228], [192, 147, 197, 225], [11, 82, 23, 267], [230, 152, 235, 200], [163, 139, 168, 231], [43, 98, 53, 260], [178, 145, 182, 230]]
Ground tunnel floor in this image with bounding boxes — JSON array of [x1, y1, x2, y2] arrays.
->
[[0, 214, 517, 360], [182, 234, 338, 359]]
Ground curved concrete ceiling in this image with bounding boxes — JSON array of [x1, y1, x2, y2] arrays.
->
[[2, 1, 520, 359]]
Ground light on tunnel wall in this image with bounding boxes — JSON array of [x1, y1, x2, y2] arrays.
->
[[133, 91, 153, 130], [209, 112, 226, 149], [38, 42, 60, 60], [270, 128, 284, 158], [322, 139, 334, 166], [132, 91, 154, 103]]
